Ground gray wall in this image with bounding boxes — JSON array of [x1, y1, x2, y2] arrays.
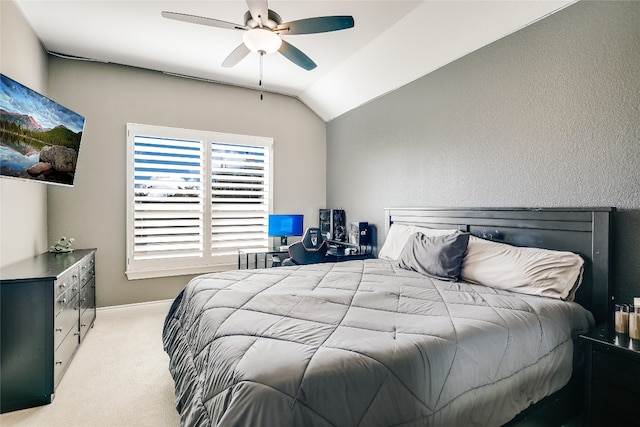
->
[[327, 1, 640, 304], [46, 58, 326, 307], [0, 0, 50, 267]]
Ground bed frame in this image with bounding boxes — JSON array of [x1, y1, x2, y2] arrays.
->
[[384, 207, 615, 426]]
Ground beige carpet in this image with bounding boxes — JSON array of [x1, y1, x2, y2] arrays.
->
[[1, 300, 181, 427]]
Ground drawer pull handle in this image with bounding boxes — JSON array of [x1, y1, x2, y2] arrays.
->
[[59, 283, 66, 289], [55, 361, 63, 365], [72, 274, 78, 279], [55, 327, 63, 332], [58, 298, 67, 304], [81, 323, 86, 328]]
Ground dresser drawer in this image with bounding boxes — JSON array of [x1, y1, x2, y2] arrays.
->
[[591, 378, 640, 417], [54, 268, 79, 300], [592, 348, 640, 392], [54, 284, 79, 316], [589, 348, 640, 425], [79, 306, 94, 342], [79, 256, 95, 285], [54, 294, 79, 350], [79, 277, 95, 342], [53, 322, 79, 387], [79, 278, 95, 311], [589, 410, 637, 427]]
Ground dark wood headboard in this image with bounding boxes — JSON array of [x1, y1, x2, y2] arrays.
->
[[384, 207, 615, 325]]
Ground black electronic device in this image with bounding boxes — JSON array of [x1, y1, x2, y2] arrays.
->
[[319, 209, 331, 239], [349, 222, 369, 245], [332, 209, 346, 242]]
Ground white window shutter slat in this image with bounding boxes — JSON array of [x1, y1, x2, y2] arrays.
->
[[210, 142, 269, 256], [132, 134, 204, 261]]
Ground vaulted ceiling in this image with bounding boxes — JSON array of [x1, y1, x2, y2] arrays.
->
[[16, 0, 576, 121]]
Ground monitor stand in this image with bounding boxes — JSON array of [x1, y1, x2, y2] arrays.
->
[[279, 236, 288, 251]]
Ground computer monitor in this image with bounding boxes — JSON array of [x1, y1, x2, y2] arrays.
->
[[268, 214, 304, 247]]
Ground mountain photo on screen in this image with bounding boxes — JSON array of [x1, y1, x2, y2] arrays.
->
[[0, 73, 86, 186]]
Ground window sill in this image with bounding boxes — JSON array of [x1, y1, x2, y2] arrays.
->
[[125, 263, 236, 280]]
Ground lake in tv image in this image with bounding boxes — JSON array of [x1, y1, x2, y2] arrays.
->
[[0, 73, 85, 186]]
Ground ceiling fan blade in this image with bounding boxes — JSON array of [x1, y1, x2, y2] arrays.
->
[[275, 16, 354, 35], [278, 40, 316, 71], [222, 43, 251, 68], [161, 11, 246, 31], [246, 0, 269, 27]]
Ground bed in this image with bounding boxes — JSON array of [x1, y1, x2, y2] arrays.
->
[[163, 207, 614, 426]]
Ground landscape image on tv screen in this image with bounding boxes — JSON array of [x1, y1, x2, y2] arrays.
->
[[0, 73, 85, 186]]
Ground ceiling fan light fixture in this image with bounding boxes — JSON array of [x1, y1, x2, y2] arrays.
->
[[243, 28, 282, 55]]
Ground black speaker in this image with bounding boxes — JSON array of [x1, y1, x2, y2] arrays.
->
[[349, 222, 370, 245], [332, 209, 346, 242], [319, 209, 331, 239]]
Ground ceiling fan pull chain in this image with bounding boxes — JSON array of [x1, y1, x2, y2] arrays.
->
[[259, 50, 264, 100]]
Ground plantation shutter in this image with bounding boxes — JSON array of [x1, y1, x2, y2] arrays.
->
[[126, 123, 273, 280], [132, 135, 204, 260], [210, 142, 269, 256]]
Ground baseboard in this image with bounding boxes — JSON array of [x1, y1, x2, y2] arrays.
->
[[98, 299, 174, 312]]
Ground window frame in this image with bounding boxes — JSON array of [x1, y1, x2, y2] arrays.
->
[[125, 123, 273, 280]]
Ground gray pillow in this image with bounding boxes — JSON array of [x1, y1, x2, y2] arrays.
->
[[397, 231, 470, 281]]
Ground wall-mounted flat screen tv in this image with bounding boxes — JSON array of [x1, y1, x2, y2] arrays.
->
[[0, 73, 85, 186]]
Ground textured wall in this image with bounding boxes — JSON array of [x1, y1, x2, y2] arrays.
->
[[0, 0, 50, 268], [327, 1, 640, 304], [47, 58, 326, 307]]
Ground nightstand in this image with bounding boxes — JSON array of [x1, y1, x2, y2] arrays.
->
[[579, 324, 640, 426]]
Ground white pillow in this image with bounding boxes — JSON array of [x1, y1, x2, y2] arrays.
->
[[378, 223, 458, 261], [460, 236, 584, 301]]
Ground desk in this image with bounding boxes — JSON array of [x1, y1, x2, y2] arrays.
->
[[238, 247, 289, 269], [325, 247, 372, 262]]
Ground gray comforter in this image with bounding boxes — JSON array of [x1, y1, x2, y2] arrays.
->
[[163, 259, 594, 426]]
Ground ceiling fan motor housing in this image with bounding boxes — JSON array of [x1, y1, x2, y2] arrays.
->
[[243, 9, 282, 29]]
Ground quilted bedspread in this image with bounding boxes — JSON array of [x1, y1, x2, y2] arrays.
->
[[163, 259, 594, 427]]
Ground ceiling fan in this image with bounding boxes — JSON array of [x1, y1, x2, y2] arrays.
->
[[161, 1, 355, 71]]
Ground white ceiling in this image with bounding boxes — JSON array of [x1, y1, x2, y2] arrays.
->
[[15, 0, 576, 122]]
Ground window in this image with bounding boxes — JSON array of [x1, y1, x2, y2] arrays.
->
[[126, 123, 273, 280]]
